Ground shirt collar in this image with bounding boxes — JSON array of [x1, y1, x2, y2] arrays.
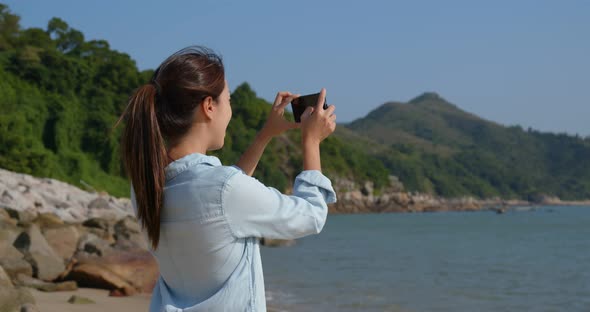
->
[[164, 152, 221, 180]]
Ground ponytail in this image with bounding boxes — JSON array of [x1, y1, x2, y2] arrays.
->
[[115, 83, 167, 250], [112, 45, 226, 251]]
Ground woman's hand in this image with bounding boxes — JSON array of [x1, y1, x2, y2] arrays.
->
[[260, 91, 301, 138], [300, 88, 336, 145]]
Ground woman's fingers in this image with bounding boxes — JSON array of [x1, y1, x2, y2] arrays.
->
[[273, 91, 300, 111], [273, 91, 291, 106], [323, 104, 336, 116], [279, 94, 299, 110], [301, 106, 314, 122]]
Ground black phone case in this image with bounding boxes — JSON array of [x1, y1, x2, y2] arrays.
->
[[291, 93, 328, 122]]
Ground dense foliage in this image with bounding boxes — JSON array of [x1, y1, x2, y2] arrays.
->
[[2, 4, 588, 200], [0, 4, 389, 197]]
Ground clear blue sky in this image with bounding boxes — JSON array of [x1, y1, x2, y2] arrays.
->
[[6, 0, 590, 135]]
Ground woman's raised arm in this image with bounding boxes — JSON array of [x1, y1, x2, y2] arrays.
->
[[234, 91, 300, 176]]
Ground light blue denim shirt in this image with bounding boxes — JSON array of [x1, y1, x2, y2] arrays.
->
[[130, 152, 337, 311]]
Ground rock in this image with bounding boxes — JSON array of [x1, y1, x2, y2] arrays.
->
[[0, 168, 133, 224], [391, 192, 410, 206], [0, 286, 37, 312], [67, 295, 95, 304], [2, 208, 37, 226], [15, 274, 77, 292], [0, 266, 12, 287], [12, 224, 65, 281], [260, 238, 296, 247], [0, 221, 22, 249], [111, 235, 147, 251], [0, 251, 33, 281], [87, 197, 110, 210], [76, 233, 114, 258], [73, 248, 158, 293], [0, 208, 17, 226], [361, 181, 374, 196], [113, 216, 147, 250], [86, 196, 132, 221], [82, 217, 110, 231], [81, 218, 116, 244], [62, 263, 137, 296], [0, 224, 33, 280], [42, 225, 80, 262], [114, 216, 141, 235], [19, 303, 40, 312], [33, 213, 64, 229]]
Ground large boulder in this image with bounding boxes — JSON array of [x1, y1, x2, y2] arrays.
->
[[0, 245, 32, 281], [0, 222, 33, 280], [61, 263, 137, 296], [72, 248, 158, 294], [12, 224, 65, 281], [42, 225, 80, 262]]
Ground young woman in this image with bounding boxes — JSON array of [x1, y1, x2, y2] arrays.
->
[[116, 46, 337, 311]]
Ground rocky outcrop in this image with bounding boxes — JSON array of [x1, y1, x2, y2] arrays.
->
[[0, 207, 158, 296], [330, 176, 530, 214], [13, 223, 66, 281], [0, 206, 158, 298], [0, 168, 158, 301], [0, 168, 133, 223]]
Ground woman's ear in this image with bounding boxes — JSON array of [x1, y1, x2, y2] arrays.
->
[[200, 96, 215, 121]]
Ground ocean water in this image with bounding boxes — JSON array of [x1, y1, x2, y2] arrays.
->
[[261, 206, 590, 312]]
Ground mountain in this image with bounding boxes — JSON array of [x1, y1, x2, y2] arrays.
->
[[1, 3, 589, 201], [338, 93, 590, 199]]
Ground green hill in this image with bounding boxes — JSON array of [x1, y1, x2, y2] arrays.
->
[[1, 3, 589, 201], [0, 3, 389, 198], [341, 92, 590, 199]]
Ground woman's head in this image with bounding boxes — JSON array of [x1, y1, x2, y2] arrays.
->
[[115, 45, 230, 249], [152, 46, 231, 149]]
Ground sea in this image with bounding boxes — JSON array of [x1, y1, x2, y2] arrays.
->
[[261, 206, 590, 312]]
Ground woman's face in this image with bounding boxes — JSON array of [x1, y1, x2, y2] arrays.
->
[[210, 80, 232, 150]]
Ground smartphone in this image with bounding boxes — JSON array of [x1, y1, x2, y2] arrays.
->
[[291, 92, 328, 123]]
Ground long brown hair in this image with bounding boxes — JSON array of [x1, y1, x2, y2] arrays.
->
[[114, 46, 225, 249]]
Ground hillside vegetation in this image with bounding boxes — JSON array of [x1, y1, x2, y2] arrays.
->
[[0, 4, 389, 197], [1, 3, 589, 200]]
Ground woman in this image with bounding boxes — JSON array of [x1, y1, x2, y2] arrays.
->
[[115, 46, 337, 311]]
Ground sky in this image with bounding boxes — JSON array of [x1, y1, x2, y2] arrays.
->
[[5, 0, 590, 135]]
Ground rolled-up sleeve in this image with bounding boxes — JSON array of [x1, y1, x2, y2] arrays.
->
[[222, 169, 337, 239]]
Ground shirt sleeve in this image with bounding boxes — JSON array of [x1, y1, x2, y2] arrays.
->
[[222, 168, 337, 239]]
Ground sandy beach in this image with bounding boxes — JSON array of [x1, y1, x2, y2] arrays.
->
[[29, 287, 151, 312], [29, 288, 285, 312]]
